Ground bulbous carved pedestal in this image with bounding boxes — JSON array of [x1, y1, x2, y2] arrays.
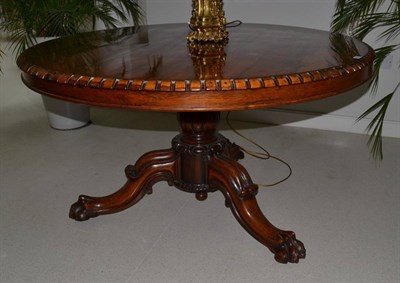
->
[[69, 112, 306, 264]]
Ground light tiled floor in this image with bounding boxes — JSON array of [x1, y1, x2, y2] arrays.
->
[[1, 52, 400, 283]]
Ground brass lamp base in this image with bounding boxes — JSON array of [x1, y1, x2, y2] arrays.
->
[[187, 0, 229, 42]]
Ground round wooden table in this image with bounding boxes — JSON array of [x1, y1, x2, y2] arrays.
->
[[17, 23, 374, 263]]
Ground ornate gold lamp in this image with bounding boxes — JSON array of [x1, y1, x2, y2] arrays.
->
[[188, 41, 226, 80], [187, 0, 229, 42], [187, 0, 228, 80]]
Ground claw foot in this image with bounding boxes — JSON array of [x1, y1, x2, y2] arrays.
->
[[273, 231, 306, 263], [69, 195, 97, 221]]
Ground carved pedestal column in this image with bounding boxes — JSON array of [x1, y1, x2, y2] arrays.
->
[[173, 112, 243, 201]]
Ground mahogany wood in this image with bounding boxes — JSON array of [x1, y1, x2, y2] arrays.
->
[[69, 112, 305, 263], [18, 24, 374, 112], [17, 23, 374, 264]]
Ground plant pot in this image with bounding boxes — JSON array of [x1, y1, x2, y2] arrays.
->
[[42, 96, 91, 130], [2, 0, 145, 130], [34, 37, 91, 130]]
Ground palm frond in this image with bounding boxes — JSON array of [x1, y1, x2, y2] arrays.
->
[[356, 84, 398, 159], [332, 0, 387, 38], [351, 12, 399, 40], [369, 45, 399, 95], [4, 26, 36, 56], [95, 0, 143, 28], [40, 1, 95, 36], [114, 0, 143, 26], [0, 0, 143, 57], [331, 0, 399, 160], [0, 48, 5, 74]]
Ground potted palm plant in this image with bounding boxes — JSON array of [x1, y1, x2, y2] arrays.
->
[[0, 0, 142, 129], [331, 0, 399, 159]]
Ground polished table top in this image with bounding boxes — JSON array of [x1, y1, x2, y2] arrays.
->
[[17, 23, 374, 112]]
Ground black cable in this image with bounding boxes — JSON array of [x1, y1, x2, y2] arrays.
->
[[226, 111, 292, 187], [225, 20, 242, 28], [188, 20, 242, 31]]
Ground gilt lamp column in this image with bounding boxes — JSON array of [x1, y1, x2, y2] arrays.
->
[[187, 0, 229, 42]]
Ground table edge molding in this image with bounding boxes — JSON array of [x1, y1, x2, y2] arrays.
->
[[17, 46, 375, 93]]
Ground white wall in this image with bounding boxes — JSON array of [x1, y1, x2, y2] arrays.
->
[[145, 0, 400, 137]]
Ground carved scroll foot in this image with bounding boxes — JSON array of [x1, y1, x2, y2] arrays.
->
[[69, 149, 178, 221], [209, 155, 305, 263], [69, 195, 97, 221], [223, 139, 245, 161]]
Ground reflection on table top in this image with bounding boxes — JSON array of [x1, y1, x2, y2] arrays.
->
[[17, 23, 374, 112]]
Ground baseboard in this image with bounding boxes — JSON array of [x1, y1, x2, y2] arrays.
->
[[229, 109, 400, 138]]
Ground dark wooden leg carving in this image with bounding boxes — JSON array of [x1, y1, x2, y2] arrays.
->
[[209, 154, 306, 263], [173, 112, 305, 263], [69, 148, 178, 221], [69, 111, 305, 263], [223, 141, 245, 161]]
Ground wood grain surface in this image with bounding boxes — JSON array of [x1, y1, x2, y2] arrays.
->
[[17, 23, 374, 112]]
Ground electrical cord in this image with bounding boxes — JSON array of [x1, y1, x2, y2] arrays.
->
[[226, 111, 292, 187], [186, 20, 290, 186], [226, 20, 243, 28], [188, 20, 242, 31]]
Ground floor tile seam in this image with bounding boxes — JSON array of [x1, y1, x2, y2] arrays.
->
[[124, 198, 190, 283]]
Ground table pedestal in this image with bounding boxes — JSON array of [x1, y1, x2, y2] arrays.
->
[[69, 112, 306, 263]]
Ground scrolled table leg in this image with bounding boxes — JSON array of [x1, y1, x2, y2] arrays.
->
[[222, 139, 245, 161], [209, 154, 306, 263], [69, 148, 179, 221]]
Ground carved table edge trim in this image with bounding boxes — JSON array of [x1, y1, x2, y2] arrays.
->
[[17, 46, 374, 93]]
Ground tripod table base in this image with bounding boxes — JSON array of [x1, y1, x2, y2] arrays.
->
[[69, 112, 305, 264]]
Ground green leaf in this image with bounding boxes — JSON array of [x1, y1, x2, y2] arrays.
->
[[0, 47, 5, 74], [0, 0, 144, 57], [357, 83, 398, 159], [369, 45, 399, 95], [332, 0, 400, 160]]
